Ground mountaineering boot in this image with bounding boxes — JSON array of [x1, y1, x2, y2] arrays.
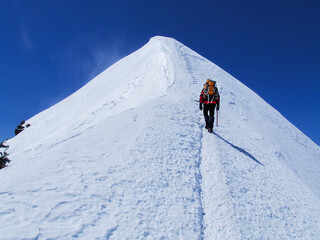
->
[[204, 116, 209, 129], [208, 116, 214, 133]]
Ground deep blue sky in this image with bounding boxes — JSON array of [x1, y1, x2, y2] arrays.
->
[[1, 0, 319, 145]]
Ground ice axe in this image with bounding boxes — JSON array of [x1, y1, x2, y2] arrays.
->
[[216, 109, 219, 127]]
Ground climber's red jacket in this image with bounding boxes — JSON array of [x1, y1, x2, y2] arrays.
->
[[199, 89, 220, 105]]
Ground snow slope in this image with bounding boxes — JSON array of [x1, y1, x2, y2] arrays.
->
[[0, 36, 319, 239]]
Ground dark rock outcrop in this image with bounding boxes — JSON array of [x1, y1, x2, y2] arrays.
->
[[0, 151, 10, 169], [14, 120, 31, 136]]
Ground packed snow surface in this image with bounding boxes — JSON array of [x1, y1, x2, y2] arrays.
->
[[1, 36, 319, 239]]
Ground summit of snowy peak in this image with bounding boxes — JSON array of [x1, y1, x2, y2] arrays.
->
[[148, 35, 176, 42], [148, 35, 179, 43], [146, 36, 185, 51]]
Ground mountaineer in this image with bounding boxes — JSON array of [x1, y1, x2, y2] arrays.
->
[[199, 78, 220, 133]]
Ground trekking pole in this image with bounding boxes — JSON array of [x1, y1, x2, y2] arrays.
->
[[216, 109, 219, 127]]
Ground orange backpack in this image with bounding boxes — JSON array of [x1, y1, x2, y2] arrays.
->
[[203, 79, 216, 96]]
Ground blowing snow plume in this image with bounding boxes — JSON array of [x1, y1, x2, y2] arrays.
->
[[1, 36, 319, 239]]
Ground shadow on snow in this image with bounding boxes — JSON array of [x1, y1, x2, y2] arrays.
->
[[213, 132, 264, 166]]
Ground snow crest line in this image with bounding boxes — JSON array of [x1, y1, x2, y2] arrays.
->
[[200, 128, 239, 239], [196, 119, 205, 239], [176, 42, 207, 239]]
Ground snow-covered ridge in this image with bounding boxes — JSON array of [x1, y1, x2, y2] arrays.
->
[[9, 36, 179, 152], [1, 36, 319, 239]]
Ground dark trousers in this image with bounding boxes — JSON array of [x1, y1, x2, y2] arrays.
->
[[203, 104, 216, 128]]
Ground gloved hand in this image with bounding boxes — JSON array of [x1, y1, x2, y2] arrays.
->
[[199, 102, 203, 111], [216, 104, 220, 111]]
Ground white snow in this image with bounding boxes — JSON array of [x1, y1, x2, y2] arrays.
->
[[0, 36, 319, 239]]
